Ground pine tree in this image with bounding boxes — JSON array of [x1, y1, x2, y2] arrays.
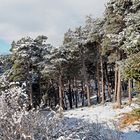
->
[[9, 36, 51, 109]]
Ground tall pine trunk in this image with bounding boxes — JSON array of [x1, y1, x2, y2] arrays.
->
[[27, 61, 33, 109], [38, 72, 41, 106], [101, 57, 105, 104], [59, 73, 63, 109], [128, 79, 132, 103], [74, 78, 78, 108], [81, 81, 85, 106], [116, 67, 122, 108], [105, 63, 112, 102], [114, 63, 118, 102], [86, 80, 91, 106], [97, 62, 101, 103], [68, 80, 73, 109], [29, 76, 33, 108], [82, 54, 91, 107]]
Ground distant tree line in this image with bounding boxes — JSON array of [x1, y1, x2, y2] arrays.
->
[[0, 0, 140, 110]]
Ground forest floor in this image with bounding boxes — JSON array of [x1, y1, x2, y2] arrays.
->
[[64, 98, 140, 140]]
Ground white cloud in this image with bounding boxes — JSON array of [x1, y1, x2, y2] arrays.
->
[[0, 0, 108, 46]]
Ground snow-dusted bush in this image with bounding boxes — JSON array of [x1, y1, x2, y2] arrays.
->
[[0, 87, 122, 140], [0, 86, 29, 139], [50, 117, 122, 140], [0, 86, 59, 140]]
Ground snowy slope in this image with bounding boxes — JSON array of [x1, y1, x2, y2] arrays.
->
[[64, 102, 140, 140]]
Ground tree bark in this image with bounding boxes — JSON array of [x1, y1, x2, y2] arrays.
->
[[97, 62, 101, 103], [101, 57, 105, 104], [59, 73, 63, 109], [74, 78, 78, 108], [116, 67, 122, 108], [105, 62, 112, 102], [27, 61, 33, 109], [75, 90, 78, 108], [86, 80, 91, 107], [82, 55, 91, 107], [114, 63, 118, 102], [68, 80, 73, 109], [61, 78, 65, 109], [128, 79, 132, 103], [29, 76, 33, 107], [38, 71, 41, 106], [79, 43, 91, 107], [81, 81, 85, 106]]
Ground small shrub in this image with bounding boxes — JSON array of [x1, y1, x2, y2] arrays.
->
[[119, 113, 140, 129], [132, 108, 140, 117]]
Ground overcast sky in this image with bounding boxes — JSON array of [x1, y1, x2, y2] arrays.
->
[[0, 0, 108, 53]]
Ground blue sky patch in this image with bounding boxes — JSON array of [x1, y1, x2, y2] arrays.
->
[[0, 39, 10, 54]]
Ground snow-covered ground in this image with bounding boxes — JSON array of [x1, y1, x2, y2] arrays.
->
[[0, 86, 139, 139], [64, 101, 140, 140]]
